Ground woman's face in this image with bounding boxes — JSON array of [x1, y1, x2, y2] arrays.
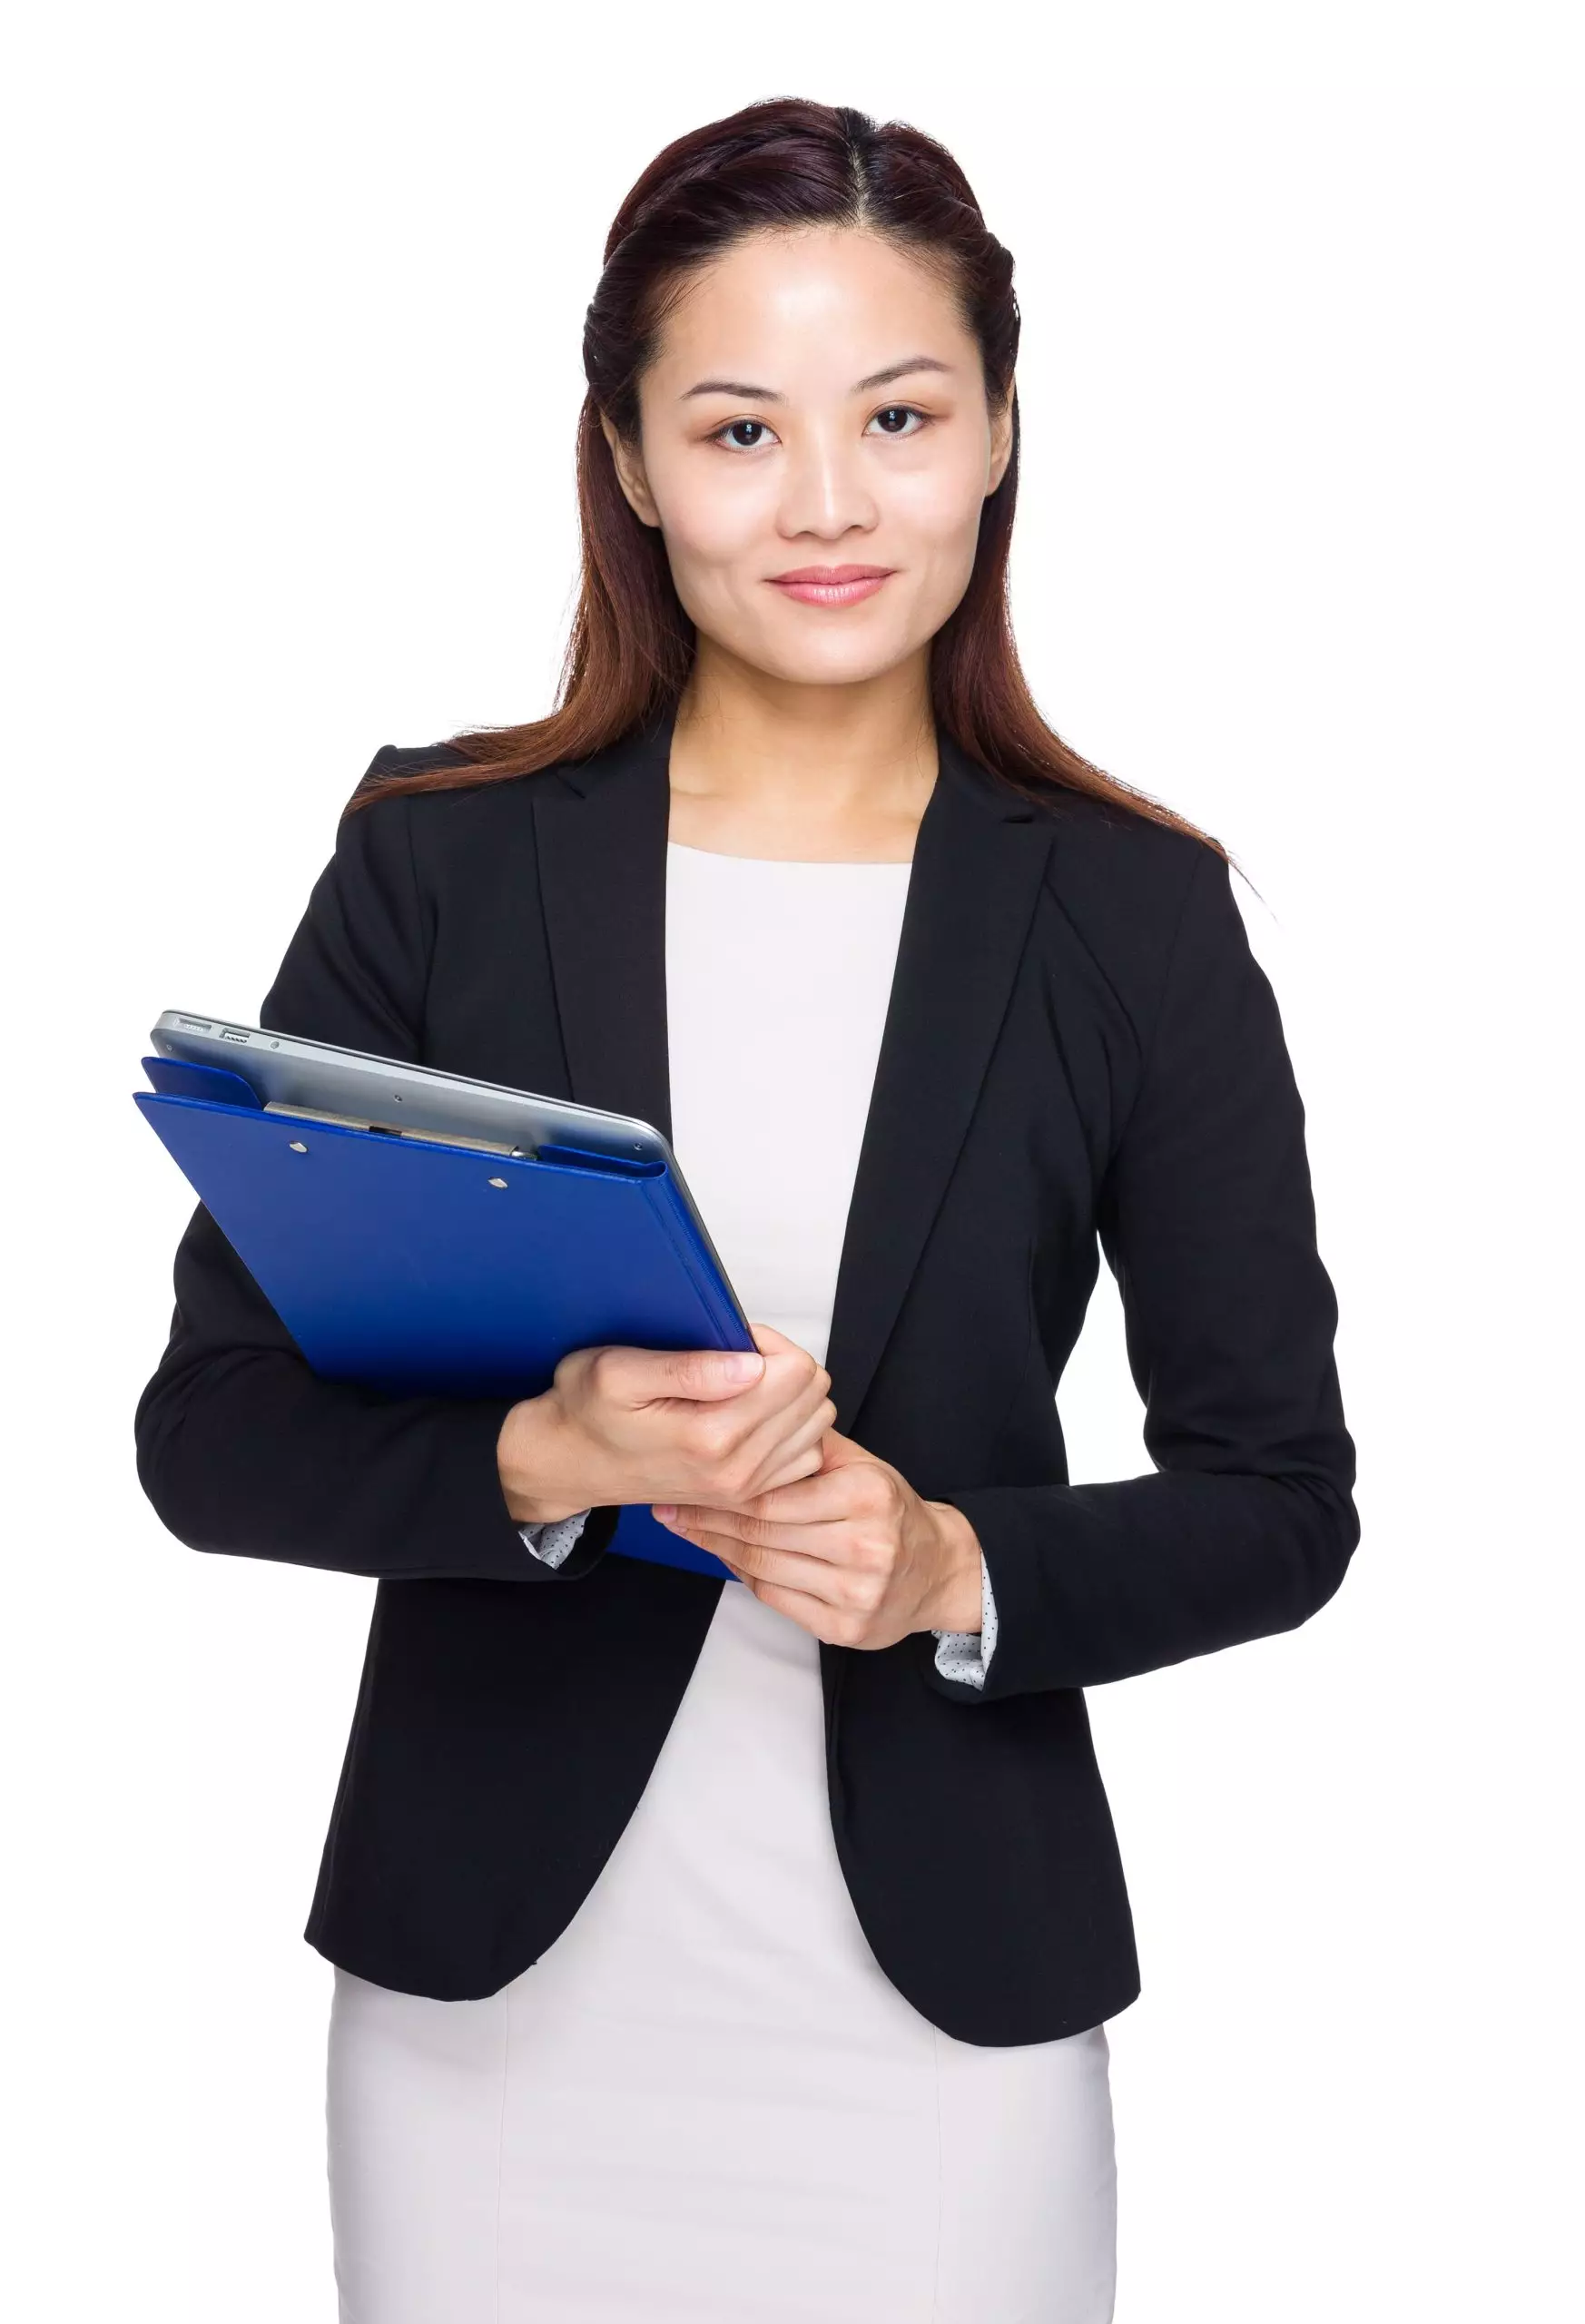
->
[[602, 226, 1013, 691]]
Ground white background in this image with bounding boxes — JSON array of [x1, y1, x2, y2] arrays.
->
[[5, 3, 1580, 2316]]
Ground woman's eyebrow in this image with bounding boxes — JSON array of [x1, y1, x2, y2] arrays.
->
[[680, 356, 956, 402]]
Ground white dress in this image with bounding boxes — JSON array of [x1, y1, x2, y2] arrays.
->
[[325, 842, 1118, 2324]]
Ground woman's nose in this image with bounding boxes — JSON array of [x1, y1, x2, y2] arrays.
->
[[774, 424, 879, 542]]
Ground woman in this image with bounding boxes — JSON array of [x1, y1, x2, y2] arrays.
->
[[134, 97, 1359, 2323]]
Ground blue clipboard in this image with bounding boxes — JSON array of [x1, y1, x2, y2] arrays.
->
[[134, 1055, 753, 1581]]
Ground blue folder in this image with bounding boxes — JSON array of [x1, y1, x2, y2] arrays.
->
[[134, 1054, 753, 1581]]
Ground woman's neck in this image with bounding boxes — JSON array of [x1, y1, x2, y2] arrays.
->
[[665, 654, 937, 863]]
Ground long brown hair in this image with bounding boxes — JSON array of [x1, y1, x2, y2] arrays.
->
[[342, 96, 1224, 860]]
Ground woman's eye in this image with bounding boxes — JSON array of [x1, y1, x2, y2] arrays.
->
[[713, 419, 778, 451], [867, 405, 928, 438]]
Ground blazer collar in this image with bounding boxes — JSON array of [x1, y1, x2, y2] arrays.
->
[[530, 701, 1053, 1434]]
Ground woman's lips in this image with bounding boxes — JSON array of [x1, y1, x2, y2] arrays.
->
[[767, 566, 895, 607]]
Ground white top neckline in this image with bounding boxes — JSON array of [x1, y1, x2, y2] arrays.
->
[[667, 840, 912, 869]]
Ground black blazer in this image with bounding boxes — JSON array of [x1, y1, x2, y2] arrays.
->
[[133, 704, 1358, 2044]]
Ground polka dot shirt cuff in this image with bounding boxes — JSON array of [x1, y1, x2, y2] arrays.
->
[[929, 1549, 999, 1689], [518, 1509, 593, 1568]]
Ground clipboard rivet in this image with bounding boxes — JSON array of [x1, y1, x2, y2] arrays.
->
[[288, 1139, 308, 1153], [487, 1176, 508, 1188]]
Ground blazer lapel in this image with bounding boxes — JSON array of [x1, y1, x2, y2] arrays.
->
[[529, 711, 675, 1144], [821, 735, 1052, 1432], [529, 708, 1054, 1435]]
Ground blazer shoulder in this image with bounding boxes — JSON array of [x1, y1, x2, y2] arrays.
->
[[1031, 779, 1220, 920], [1022, 781, 1231, 1042], [1031, 776, 1212, 862], [349, 740, 574, 855], [340, 740, 473, 832]]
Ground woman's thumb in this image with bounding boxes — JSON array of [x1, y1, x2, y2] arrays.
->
[[656, 1346, 764, 1401]]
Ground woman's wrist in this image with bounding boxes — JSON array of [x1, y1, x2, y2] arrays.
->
[[497, 1393, 594, 1526], [920, 1499, 984, 1633]]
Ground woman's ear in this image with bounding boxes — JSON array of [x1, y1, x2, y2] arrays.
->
[[986, 384, 1016, 497], [598, 410, 662, 529]]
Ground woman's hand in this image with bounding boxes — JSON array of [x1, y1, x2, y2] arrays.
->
[[653, 1427, 985, 1649], [497, 1323, 835, 1523]]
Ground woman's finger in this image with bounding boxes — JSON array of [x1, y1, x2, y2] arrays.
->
[[713, 1460, 861, 1526], [753, 1405, 841, 1490], [655, 1503, 852, 1561], [728, 1565, 878, 1647], [678, 1521, 859, 1605]]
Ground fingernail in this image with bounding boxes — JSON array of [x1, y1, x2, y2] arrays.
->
[[652, 1504, 676, 1521], [723, 1353, 763, 1381]]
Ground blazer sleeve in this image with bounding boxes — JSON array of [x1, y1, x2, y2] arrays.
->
[[928, 844, 1359, 1700], [132, 759, 620, 1584]]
